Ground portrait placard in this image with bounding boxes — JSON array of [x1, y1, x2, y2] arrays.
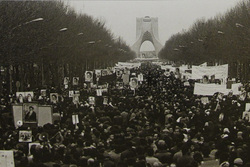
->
[[16, 92, 25, 103], [69, 90, 74, 97], [85, 71, 93, 82], [64, 77, 70, 85], [101, 69, 108, 76], [23, 103, 38, 123], [73, 77, 79, 85], [50, 93, 58, 103], [24, 92, 34, 102], [19, 130, 32, 142], [41, 89, 46, 97], [89, 96, 95, 105], [130, 77, 138, 88], [242, 111, 250, 122], [246, 103, 250, 112], [12, 104, 23, 128]]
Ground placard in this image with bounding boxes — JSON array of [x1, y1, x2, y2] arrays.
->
[[41, 89, 46, 97], [64, 77, 69, 85], [19, 130, 32, 142], [23, 103, 38, 123], [72, 77, 79, 85], [0, 150, 15, 167], [85, 71, 93, 82], [89, 96, 95, 105], [50, 93, 58, 103], [130, 77, 138, 88], [242, 112, 250, 122], [16, 92, 25, 103], [69, 90, 74, 97], [38, 105, 53, 127], [25, 92, 34, 102], [246, 103, 250, 111], [13, 104, 23, 128]]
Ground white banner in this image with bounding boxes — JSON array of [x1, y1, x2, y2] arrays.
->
[[194, 83, 229, 96], [0, 150, 14, 167], [192, 64, 228, 80]]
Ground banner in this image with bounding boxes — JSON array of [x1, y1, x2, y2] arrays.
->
[[0, 150, 15, 167], [116, 62, 141, 69], [194, 83, 229, 96], [191, 64, 228, 80]]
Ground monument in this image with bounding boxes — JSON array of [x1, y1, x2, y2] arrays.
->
[[131, 16, 163, 58]]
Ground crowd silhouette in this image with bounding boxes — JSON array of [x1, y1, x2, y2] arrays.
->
[[0, 62, 250, 167]]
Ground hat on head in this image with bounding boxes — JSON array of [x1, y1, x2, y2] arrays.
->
[[220, 161, 229, 167], [234, 158, 243, 165]]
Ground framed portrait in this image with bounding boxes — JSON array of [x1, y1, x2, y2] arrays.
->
[[50, 93, 58, 103], [88, 96, 95, 105], [73, 77, 79, 85], [24, 92, 34, 102], [242, 112, 250, 122], [64, 77, 70, 85], [95, 69, 102, 78], [19, 130, 32, 142], [69, 90, 74, 97], [40, 89, 46, 97], [73, 94, 80, 104], [130, 77, 138, 88], [101, 69, 108, 76], [85, 71, 93, 82], [23, 103, 38, 123], [16, 92, 25, 103]]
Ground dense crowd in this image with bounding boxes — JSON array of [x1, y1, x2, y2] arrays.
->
[[0, 62, 250, 167]]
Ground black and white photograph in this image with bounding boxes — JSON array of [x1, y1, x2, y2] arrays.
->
[[50, 93, 58, 103], [40, 89, 46, 97], [16, 92, 25, 103], [23, 103, 38, 123], [24, 92, 34, 102], [1, 0, 250, 167], [19, 130, 32, 142], [85, 71, 93, 82], [64, 77, 70, 85], [72, 77, 79, 86]]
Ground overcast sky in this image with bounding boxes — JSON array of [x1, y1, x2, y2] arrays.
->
[[66, 0, 242, 51]]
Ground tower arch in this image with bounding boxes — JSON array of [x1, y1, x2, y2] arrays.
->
[[131, 16, 163, 58]]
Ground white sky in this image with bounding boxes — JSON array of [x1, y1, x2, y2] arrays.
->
[[66, 0, 242, 51]]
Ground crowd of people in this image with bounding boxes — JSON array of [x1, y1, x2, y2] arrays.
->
[[0, 62, 250, 167]]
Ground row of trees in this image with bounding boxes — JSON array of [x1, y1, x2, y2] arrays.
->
[[159, 0, 250, 82], [0, 1, 135, 93]]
